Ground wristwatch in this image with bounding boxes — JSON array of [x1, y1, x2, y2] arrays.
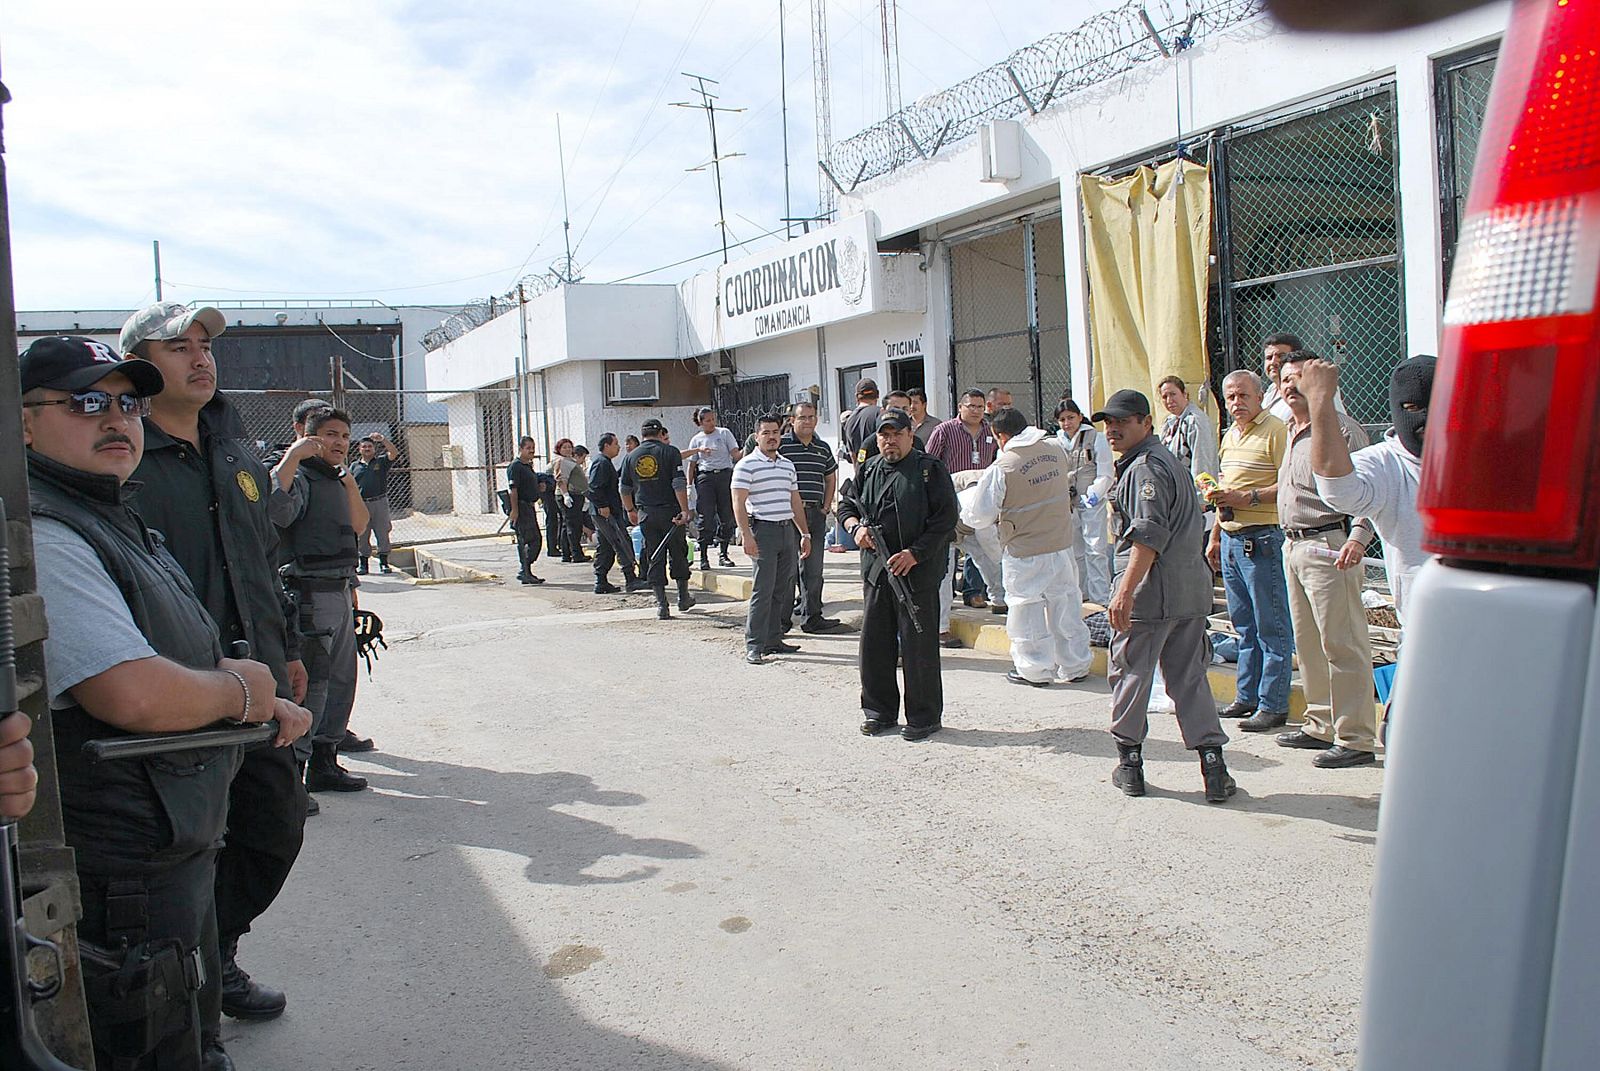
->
[[1248, 489, 1261, 507]]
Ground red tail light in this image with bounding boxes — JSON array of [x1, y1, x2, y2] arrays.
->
[[1421, 0, 1600, 569]]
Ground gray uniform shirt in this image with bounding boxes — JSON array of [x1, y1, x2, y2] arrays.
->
[[33, 518, 159, 709], [1109, 436, 1213, 622]]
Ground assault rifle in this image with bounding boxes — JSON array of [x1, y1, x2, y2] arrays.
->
[[840, 491, 924, 634], [1, 499, 84, 1069]]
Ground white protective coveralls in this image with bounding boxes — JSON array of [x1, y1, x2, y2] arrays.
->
[[963, 427, 1094, 683], [1058, 425, 1115, 605]]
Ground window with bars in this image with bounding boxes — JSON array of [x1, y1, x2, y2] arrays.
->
[[1437, 43, 1501, 291], [1217, 87, 1405, 427]]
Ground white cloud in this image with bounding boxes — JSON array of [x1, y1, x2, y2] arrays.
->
[[5, 0, 1110, 311]]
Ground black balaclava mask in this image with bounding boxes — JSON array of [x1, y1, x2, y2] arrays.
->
[[1390, 354, 1437, 458]]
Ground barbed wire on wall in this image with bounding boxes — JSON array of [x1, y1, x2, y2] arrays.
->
[[825, 0, 1266, 193], [421, 269, 565, 352]]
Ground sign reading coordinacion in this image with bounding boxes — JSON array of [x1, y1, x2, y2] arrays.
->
[[717, 213, 879, 348]]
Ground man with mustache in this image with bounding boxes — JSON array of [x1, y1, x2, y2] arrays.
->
[[120, 302, 312, 1065], [21, 336, 309, 1070], [1097, 389, 1235, 802], [272, 406, 370, 796], [1271, 350, 1378, 768]]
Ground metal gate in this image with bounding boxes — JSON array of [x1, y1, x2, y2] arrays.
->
[[948, 211, 1068, 423], [1215, 85, 1405, 427], [226, 386, 517, 546], [1437, 43, 1500, 290], [713, 374, 789, 442]]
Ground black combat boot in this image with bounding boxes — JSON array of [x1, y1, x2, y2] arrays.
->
[[220, 938, 287, 1021], [698, 547, 711, 571], [718, 543, 735, 568], [677, 579, 696, 612], [624, 567, 650, 593], [378, 555, 392, 574], [357, 557, 369, 575], [1113, 743, 1146, 797], [1199, 745, 1237, 803], [305, 742, 367, 792], [201, 1034, 235, 1071], [594, 578, 622, 594], [654, 585, 672, 620]]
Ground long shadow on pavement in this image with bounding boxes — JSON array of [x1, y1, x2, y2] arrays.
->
[[932, 724, 1283, 772], [226, 751, 735, 1070], [351, 752, 704, 886]]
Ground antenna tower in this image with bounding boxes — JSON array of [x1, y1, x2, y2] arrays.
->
[[554, 114, 583, 284], [810, 0, 835, 220], [879, 0, 902, 118], [672, 74, 745, 264]]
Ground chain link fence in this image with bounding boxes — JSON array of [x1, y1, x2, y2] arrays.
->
[[1439, 48, 1499, 290], [948, 214, 1071, 424], [226, 387, 518, 546], [1221, 87, 1403, 427]]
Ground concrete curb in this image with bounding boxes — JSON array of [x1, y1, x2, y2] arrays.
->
[[389, 546, 498, 585], [416, 547, 1319, 719]]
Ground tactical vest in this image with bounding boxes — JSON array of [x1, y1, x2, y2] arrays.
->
[[995, 437, 1075, 557], [282, 460, 359, 576], [27, 452, 236, 877], [1059, 428, 1102, 498]]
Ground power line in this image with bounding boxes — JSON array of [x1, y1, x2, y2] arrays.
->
[[605, 223, 791, 284]]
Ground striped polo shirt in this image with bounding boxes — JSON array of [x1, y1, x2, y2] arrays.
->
[[732, 450, 799, 522], [777, 431, 837, 505], [1218, 409, 1289, 530]]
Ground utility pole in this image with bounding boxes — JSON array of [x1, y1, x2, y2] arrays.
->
[[879, 0, 902, 118], [553, 115, 582, 285], [152, 239, 162, 300], [515, 283, 530, 444], [672, 74, 744, 265], [810, 0, 835, 221]]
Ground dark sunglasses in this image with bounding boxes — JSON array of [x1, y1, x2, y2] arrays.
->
[[23, 390, 151, 417]]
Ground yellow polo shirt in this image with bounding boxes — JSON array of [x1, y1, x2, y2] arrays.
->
[[1218, 410, 1288, 531]]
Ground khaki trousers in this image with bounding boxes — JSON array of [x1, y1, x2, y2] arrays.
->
[[1284, 530, 1376, 751]]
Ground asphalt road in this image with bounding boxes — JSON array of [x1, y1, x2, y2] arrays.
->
[[225, 558, 1380, 1070]]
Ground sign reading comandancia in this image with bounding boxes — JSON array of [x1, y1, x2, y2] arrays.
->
[[715, 213, 878, 348]]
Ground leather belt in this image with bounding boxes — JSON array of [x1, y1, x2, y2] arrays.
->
[[1224, 524, 1277, 537], [1283, 519, 1350, 541]]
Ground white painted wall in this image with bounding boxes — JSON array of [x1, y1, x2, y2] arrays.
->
[[835, 4, 1509, 402]]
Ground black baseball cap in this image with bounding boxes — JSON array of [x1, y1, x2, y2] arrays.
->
[[876, 408, 912, 433], [641, 418, 667, 435], [20, 336, 164, 396], [1091, 389, 1151, 423]]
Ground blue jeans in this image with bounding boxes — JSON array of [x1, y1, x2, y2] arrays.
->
[[963, 555, 989, 598], [1221, 526, 1294, 712]]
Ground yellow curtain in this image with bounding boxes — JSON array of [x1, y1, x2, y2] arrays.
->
[[1079, 158, 1213, 419]]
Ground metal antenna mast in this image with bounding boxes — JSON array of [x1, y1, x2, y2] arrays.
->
[[672, 73, 745, 265], [554, 114, 583, 284], [779, 0, 793, 239], [810, 0, 835, 220], [879, 0, 902, 118]]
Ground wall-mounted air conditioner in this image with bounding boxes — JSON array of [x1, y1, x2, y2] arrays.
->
[[608, 369, 660, 404], [981, 120, 1023, 182]]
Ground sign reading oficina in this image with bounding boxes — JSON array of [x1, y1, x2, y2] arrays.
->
[[717, 213, 878, 347]]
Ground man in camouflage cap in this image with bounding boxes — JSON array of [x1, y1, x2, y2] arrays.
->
[[119, 301, 228, 358]]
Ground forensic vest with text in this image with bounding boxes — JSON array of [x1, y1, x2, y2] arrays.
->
[[996, 439, 1075, 558]]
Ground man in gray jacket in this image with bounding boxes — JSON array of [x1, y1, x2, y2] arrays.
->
[[1097, 389, 1236, 802]]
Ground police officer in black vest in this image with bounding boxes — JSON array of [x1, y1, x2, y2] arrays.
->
[[21, 337, 310, 1071], [620, 418, 696, 620], [271, 406, 369, 794], [119, 302, 310, 1060], [838, 409, 958, 740]]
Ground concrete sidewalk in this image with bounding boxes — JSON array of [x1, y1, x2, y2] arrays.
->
[[411, 534, 1314, 719]]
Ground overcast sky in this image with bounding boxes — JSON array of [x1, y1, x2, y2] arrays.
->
[[5, 1, 1110, 314]]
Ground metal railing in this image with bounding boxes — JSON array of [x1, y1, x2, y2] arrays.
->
[[825, 0, 1266, 193]]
